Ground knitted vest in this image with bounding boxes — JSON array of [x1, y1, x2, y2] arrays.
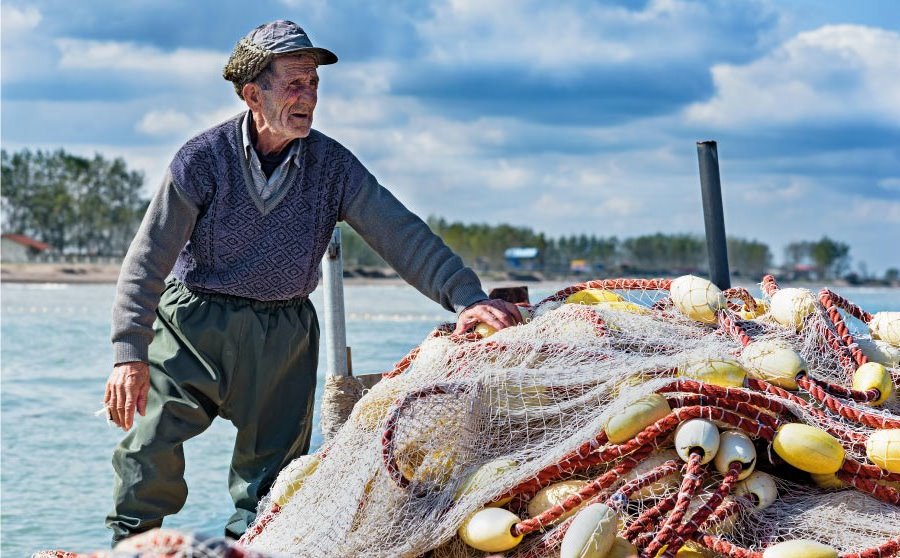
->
[[169, 114, 367, 301]]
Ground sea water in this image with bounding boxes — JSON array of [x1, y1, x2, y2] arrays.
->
[[1, 282, 898, 556]]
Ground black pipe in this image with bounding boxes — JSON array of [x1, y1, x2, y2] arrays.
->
[[696, 141, 731, 290]]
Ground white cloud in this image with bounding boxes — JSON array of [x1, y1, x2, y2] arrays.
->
[[686, 25, 900, 127], [878, 178, 900, 192], [55, 38, 225, 81], [135, 110, 193, 136], [1, 4, 42, 36]]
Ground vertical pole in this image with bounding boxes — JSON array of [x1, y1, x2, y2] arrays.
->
[[322, 227, 349, 377], [696, 141, 731, 290]]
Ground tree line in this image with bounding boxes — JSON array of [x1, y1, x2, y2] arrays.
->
[[2, 148, 872, 281], [2, 149, 147, 256]]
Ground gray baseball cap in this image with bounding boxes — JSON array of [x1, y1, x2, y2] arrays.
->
[[223, 20, 337, 98]]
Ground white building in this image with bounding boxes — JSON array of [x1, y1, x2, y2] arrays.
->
[[1, 234, 52, 262]]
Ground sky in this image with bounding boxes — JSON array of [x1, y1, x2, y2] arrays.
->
[[2, 0, 899, 274]]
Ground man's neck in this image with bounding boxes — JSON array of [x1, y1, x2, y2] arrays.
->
[[249, 111, 294, 155]]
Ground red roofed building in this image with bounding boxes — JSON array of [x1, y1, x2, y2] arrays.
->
[[1, 233, 54, 262]]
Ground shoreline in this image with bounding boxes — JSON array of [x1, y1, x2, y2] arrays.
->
[[2, 262, 897, 289]]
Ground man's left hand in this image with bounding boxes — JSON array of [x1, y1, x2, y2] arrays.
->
[[455, 299, 523, 334]]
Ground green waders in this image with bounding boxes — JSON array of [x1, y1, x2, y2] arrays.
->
[[106, 279, 319, 543]]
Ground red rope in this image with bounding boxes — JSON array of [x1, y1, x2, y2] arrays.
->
[[642, 452, 705, 557], [820, 289, 869, 368], [238, 503, 281, 545], [723, 287, 758, 313], [836, 472, 900, 505], [694, 534, 763, 558], [841, 536, 900, 558], [718, 310, 753, 347], [797, 374, 881, 404], [761, 275, 779, 296]]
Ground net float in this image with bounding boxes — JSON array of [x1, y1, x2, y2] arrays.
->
[[740, 340, 807, 390], [605, 394, 672, 444], [669, 275, 726, 324], [773, 423, 844, 474], [768, 288, 816, 330], [595, 300, 649, 314], [678, 358, 746, 388], [606, 537, 638, 558], [761, 539, 837, 558], [810, 473, 844, 490], [866, 429, 900, 473], [527, 480, 588, 524], [566, 288, 624, 305], [739, 298, 768, 320], [454, 458, 518, 505], [676, 541, 716, 557], [621, 449, 681, 499], [869, 311, 900, 346], [475, 322, 497, 338], [851, 362, 893, 406], [270, 455, 319, 507], [856, 337, 900, 367], [458, 508, 522, 552], [714, 430, 757, 480], [560, 503, 618, 558], [735, 471, 778, 509], [675, 419, 720, 464]]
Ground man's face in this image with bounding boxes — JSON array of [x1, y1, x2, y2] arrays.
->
[[256, 55, 319, 141]]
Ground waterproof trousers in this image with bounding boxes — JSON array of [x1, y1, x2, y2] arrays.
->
[[106, 279, 319, 543]]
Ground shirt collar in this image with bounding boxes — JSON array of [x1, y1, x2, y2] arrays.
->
[[241, 111, 304, 168]]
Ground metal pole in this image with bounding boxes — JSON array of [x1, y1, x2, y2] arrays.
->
[[696, 141, 731, 290], [322, 227, 349, 377]]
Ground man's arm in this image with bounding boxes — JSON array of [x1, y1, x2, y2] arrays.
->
[[341, 172, 520, 332], [106, 169, 199, 429]]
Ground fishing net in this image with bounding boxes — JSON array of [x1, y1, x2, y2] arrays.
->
[[39, 275, 900, 558]]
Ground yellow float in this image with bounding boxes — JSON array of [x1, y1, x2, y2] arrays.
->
[[669, 275, 726, 324], [768, 288, 816, 330], [454, 458, 518, 505], [560, 503, 618, 558], [761, 540, 837, 558], [851, 362, 893, 405], [458, 508, 522, 552], [527, 480, 588, 524], [869, 311, 900, 346], [607, 537, 638, 558], [605, 394, 672, 444], [739, 298, 768, 320], [678, 358, 746, 388], [740, 340, 807, 390], [773, 423, 844, 474], [866, 429, 900, 473], [566, 289, 624, 305], [269, 455, 320, 506]]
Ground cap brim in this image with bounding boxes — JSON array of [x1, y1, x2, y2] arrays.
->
[[277, 47, 338, 65]]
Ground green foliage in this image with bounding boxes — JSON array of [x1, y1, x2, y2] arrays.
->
[[783, 237, 850, 279], [2, 148, 147, 255], [727, 237, 771, 277]]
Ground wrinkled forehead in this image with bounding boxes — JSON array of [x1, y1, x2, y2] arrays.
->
[[271, 54, 319, 76]]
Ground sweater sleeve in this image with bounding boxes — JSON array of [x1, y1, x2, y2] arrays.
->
[[110, 169, 200, 364], [342, 170, 488, 313]]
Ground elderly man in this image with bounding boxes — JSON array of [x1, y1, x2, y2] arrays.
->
[[105, 20, 520, 543]]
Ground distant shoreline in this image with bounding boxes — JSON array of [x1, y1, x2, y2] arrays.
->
[[2, 262, 897, 289]]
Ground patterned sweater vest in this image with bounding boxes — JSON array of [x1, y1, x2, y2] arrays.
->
[[168, 115, 366, 301]]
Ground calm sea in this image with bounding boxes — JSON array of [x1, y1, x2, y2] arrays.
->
[[2, 282, 898, 556]]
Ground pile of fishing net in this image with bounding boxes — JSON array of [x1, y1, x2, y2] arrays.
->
[[41, 275, 900, 558]]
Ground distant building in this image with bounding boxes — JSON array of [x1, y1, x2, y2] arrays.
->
[[504, 247, 542, 271], [1, 234, 52, 262]]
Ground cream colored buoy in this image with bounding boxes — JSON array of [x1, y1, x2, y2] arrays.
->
[[735, 471, 778, 509], [773, 423, 844, 474], [621, 449, 681, 499], [606, 537, 638, 558], [458, 508, 523, 553], [866, 429, 900, 473], [762, 540, 837, 558], [675, 419, 720, 464], [270, 454, 320, 506], [851, 362, 893, 406], [454, 458, 518, 505], [527, 480, 588, 524], [714, 430, 757, 480], [669, 275, 726, 324], [560, 503, 618, 558], [856, 337, 900, 367], [567, 288, 624, 305], [740, 340, 807, 390], [605, 394, 671, 444], [678, 358, 746, 388], [768, 288, 816, 330], [870, 311, 900, 346]]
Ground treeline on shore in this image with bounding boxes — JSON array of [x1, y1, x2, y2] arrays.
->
[[3, 148, 896, 283]]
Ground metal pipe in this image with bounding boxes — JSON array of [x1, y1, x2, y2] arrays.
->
[[322, 227, 349, 377], [696, 141, 731, 290]]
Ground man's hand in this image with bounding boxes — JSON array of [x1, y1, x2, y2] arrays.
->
[[455, 299, 523, 335], [105, 362, 150, 431]]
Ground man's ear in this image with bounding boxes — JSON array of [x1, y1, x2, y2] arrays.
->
[[243, 82, 261, 108]]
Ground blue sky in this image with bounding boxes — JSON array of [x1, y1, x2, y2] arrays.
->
[[2, 0, 898, 274]]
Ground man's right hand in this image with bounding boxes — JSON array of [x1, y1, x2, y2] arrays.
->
[[105, 362, 150, 431]]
